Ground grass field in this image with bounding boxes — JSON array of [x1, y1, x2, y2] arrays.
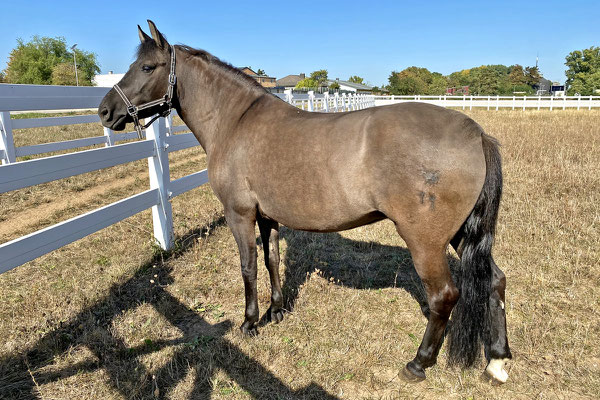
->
[[0, 109, 599, 399]]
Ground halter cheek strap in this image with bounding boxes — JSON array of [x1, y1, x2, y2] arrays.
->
[[113, 44, 177, 139]]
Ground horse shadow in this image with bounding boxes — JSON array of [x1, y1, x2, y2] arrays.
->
[[0, 217, 338, 400], [261, 227, 461, 325], [0, 217, 460, 399]]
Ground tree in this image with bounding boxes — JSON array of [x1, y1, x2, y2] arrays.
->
[[329, 81, 340, 90], [565, 46, 600, 95], [51, 62, 90, 86], [309, 69, 328, 85], [508, 65, 527, 86], [257, 69, 266, 76], [3, 36, 99, 85], [387, 67, 447, 95], [348, 75, 364, 84], [295, 78, 320, 90]]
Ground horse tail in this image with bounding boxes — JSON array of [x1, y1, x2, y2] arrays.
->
[[447, 132, 502, 367]]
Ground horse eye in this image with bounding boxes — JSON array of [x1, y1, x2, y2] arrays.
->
[[141, 65, 155, 73]]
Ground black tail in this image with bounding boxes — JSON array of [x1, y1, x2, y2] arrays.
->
[[447, 133, 502, 367]]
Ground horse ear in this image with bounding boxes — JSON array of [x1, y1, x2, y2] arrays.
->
[[147, 20, 166, 49], [138, 25, 151, 43]]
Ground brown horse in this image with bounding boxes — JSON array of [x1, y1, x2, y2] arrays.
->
[[99, 21, 512, 384]]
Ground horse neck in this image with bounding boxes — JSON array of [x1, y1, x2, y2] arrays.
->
[[173, 49, 267, 155]]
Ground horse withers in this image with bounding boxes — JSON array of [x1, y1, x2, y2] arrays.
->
[[98, 21, 512, 384]]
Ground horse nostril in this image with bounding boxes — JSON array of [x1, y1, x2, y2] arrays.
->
[[99, 107, 111, 121]]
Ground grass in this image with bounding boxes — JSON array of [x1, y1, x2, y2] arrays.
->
[[0, 109, 599, 399]]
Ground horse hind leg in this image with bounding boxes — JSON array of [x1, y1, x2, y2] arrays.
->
[[257, 216, 284, 323], [483, 258, 512, 383], [400, 241, 459, 382]]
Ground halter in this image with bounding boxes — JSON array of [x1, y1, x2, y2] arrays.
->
[[113, 44, 177, 139]]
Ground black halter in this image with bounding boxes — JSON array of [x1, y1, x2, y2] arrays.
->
[[113, 45, 177, 139]]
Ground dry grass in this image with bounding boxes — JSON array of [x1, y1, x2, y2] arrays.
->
[[0, 109, 599, 399]]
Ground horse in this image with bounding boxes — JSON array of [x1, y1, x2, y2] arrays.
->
[[98, 20, 512, 384]]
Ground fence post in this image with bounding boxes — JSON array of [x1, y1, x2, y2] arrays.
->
[[512, 96, 515, 110], [334, 92, 339, 112], [537, 96, 541, 111], [577, 95, 581, 110], [342, 93, 347, 111], [0, 112, 16, 165], [590, 95, 593, 111], [324, 92, 330, 112], [563, 96, 566, 110], [308, 91, 314, 112], [463, 94, 466, 110], [550, 96, 553, 111], [103, 127, 115, 147], [523, 96, 526, 111], [487, 96, 490, 111], [146, 116, 174, 250], [284, 88, 293, 104], [470, 96, 473, 110], [165, 113, 173, 136]]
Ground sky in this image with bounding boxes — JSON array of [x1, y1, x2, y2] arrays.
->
[[1, 1, 599, 86]]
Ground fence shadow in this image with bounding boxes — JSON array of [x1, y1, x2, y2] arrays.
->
[[0, 217, 338, 400]]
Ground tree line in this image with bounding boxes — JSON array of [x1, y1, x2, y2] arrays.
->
[[0, 36, 598, 95]]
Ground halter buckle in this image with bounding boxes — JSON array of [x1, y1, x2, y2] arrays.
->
[[168, 73, 176, 86], [127, 105, 138, 117]]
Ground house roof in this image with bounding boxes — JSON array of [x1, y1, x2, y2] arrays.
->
[[276, 74, 305, 87], [327, 79, 373, 90]]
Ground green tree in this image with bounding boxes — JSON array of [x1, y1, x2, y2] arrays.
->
[[508, 65, 527, 86], [387, 67, 447, 95], [257, 68, 266, 76], [329, 81, 340, 90], [3, 36, 99, 85], [295, 78, 320, 89], [51, 62, 91, 86], [309, 69, 328, 85], [565, 46, 600, 95], [348, 75, 364, 84]]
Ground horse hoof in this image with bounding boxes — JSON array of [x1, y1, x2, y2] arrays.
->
[[240, 324, 258, 337], [482, 358, 509, 385], [268, 306, 284, 324], [399, 362, 426, 383]]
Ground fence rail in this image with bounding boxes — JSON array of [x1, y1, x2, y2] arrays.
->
[[373, 95, 600, 110]]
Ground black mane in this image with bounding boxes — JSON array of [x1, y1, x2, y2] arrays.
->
[[177, 44, 267, 93]]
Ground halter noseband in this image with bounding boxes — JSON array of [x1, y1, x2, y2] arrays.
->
[[113, 44, 177, 139]]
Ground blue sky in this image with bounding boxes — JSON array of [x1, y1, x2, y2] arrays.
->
[[1, 1, 598, 86]]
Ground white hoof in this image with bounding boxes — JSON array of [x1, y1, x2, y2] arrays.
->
[[485, 358, 509, 383]]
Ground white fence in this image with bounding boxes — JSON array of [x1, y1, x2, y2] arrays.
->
[[0, 84, 376, 274], [4, 84, 592, 274], [373, 95, 600, 110]]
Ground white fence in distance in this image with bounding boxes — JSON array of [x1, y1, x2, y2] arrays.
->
[[373, 94, 600, 110]]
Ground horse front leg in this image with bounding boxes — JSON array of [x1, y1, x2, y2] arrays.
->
[[225, 209, 259, 336], [257, 216, 283, 323]]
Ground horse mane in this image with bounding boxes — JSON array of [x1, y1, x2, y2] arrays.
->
[[176, 44, 267, 93]]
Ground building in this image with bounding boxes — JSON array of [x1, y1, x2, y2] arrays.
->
[[239, 67, 276, 88], [326, 78, 373, 94], [93, 71, 125, 87], [275, 73, 306, 90]]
